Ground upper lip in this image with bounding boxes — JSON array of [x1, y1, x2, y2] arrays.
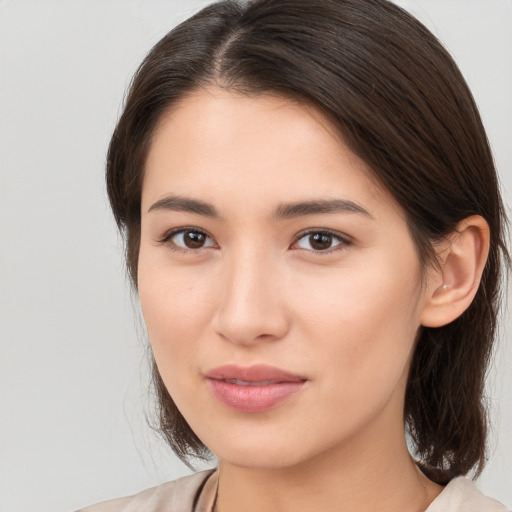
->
[[205, 364, 307, 383]]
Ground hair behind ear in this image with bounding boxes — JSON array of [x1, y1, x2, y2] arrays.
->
[[406, 314, 490, 479]]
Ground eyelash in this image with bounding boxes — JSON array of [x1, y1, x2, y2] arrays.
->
[[293, 228, 352, 254], [158, 227, 352, 255], [158, 227, 216, 255]]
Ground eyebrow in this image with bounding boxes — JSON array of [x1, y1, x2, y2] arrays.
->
[[147, 195, 372, 219], [148, 195, 218, 217], [272, 198, 372, 220]]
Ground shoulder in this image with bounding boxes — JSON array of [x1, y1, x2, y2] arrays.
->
[[427, 476, 509, 512], [76, 469, 217, 512]]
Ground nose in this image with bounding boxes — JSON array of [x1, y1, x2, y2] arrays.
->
[[213, 249, 290, 346]]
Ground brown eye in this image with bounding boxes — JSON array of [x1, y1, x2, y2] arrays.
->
[[165, 229, 215, 251], [295, 230, 348, 253], [182, 231, 207, 249], [309, 233, 333, 250]]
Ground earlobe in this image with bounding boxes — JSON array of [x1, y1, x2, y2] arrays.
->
[[421, 216, 490, 328]]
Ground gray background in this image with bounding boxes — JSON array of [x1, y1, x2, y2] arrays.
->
[[0, 1, 510, 511]]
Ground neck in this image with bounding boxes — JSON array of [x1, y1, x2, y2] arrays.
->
[[214, 421, 442, 512]]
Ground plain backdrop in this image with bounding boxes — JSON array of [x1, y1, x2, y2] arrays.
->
[[0, 1, 511, 511]]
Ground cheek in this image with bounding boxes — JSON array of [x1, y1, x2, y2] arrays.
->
[[291, 255, 422, 388], [137, 258, 217, 379]]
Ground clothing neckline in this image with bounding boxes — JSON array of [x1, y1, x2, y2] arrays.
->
[[194, 471, 495, 512]]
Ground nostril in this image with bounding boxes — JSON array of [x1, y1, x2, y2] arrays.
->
[[213, 301, 290, 346]]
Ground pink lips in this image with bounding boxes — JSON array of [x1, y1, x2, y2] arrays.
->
[[205, 364, 307, 413]]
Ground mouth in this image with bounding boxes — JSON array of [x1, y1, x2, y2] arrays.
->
[[205, 364, 307, 413]]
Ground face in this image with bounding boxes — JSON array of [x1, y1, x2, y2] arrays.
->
[[138, 87, 432, 469]]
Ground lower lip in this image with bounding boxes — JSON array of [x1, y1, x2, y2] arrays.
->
[[207, 379, 306, 413]]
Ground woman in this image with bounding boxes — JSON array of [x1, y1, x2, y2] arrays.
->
[[79, 0, 509, 510]]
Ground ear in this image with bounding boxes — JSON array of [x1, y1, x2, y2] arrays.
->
[[421, 215, 490, 328]]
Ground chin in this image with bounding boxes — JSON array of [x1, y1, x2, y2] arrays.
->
[[203, 428, 328, 471]]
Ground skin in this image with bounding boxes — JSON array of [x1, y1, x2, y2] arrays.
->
[[137, 87, 487, 512]]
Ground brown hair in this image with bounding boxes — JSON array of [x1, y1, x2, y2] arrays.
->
[[106, 0, 509, 481]]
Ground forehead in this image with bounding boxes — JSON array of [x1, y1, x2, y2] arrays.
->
[[142, 87, 402, 221]]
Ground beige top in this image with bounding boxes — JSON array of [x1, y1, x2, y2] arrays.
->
[[77, 469, 509, 512]]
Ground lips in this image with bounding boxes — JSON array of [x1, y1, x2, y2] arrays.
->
[[205, 364, 307, 413]]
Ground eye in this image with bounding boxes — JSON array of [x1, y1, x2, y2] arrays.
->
[[293, 230, 350, 253], [160, 228, 216, 252]]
